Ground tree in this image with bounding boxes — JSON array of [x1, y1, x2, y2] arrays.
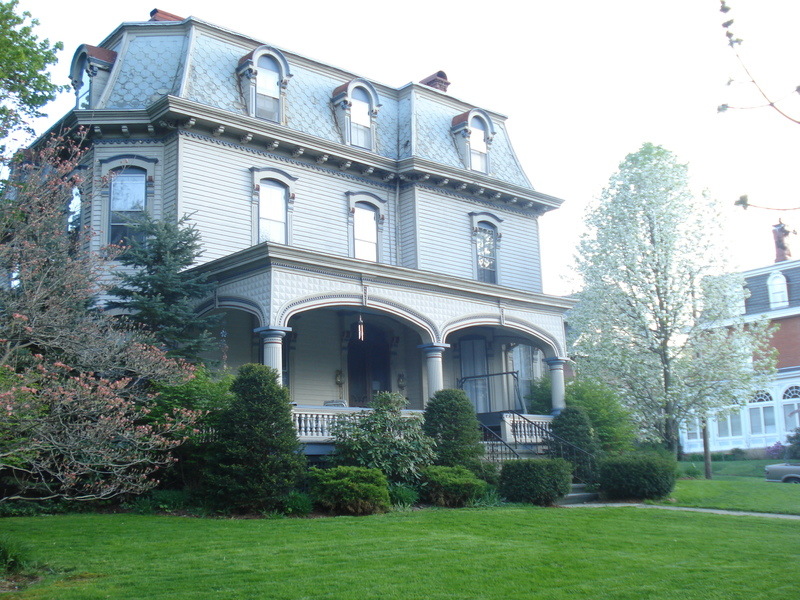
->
[[565, 378, 635, 453], [107, 214, 219, 362], [0, 1, 64, 143], [200, 364, 305, 513], [422, 389, 483, 468], [569, 143, 775, 457]]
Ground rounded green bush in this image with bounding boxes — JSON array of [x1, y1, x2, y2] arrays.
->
[[423, 389, 483, 468], [598, 453, 677, 500], [421, 465, 487, 507], [309, 466, 390, 515], [499, 459, 572, 506]]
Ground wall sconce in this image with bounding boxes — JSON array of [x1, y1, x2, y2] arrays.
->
[[397, 372, 407, 391], [335, 369, 344, 387]]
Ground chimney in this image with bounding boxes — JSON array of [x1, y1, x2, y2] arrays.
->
[[149, 8, 184, 21], [419, 71, 450, 92]]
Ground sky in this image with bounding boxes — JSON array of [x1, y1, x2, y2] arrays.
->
[[15, 0, 800, 295]]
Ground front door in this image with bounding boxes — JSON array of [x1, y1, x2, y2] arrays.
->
[[347, 324, 391, 407], [460, 338, 490, 413]]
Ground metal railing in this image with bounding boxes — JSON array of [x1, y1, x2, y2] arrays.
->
[[478, 422, 522, 463], [457, 371, 527, 413]]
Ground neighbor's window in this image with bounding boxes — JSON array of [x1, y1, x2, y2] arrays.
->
[[768, 271, 789, 309]]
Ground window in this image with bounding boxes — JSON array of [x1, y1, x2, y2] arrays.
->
[[353, 202, 378, 261], [715, 411, 743, 438], [750, 405, 776, 435], [249, 167, 297, 246], [750, 390, 773, 403], [685, 418, 700, 441], [782, 386, 800, 431], [69, 45, 117, 110], [469, 117, 488, 173], [258, 180, 288, 244], [768, 271, 789, 309], [237, 46, 292, 123], [76, 56, 91, 109], [109, 167, 147, 246], [331, 79, 381, 151], [451, 109, 495, 173], [476, 222, 497, 283], [256, 55, 281, 122]]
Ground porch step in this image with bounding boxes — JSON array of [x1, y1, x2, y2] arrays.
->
[[556, 483, 599, 505]]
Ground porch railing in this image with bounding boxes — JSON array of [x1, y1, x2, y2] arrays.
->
[[479, 422, 522, 463], [457, 371, 527, 413], [291, 405, 423, 442]]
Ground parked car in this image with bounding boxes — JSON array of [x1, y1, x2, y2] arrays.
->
[[764, 462, 800, 483]]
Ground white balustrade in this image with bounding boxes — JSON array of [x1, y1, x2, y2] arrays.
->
[[291, 405, 423, 442], [500, 413, 553, 445]]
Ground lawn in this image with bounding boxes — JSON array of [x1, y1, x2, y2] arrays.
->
[[678, 459, 775, 478], [3, 508, 798, 600], [658, 476, 800, 515]]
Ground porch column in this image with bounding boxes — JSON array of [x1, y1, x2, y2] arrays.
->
[[418, 343, 450, 395], [545, 358, 568, 415], [254, 326, 292, 384]]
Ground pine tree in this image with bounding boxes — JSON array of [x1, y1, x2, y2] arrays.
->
[[108, 214, 219, 362]]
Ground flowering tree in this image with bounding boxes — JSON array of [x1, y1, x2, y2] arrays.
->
[[570, 143, 775, 456]]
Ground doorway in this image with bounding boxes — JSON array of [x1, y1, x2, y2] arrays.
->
[[347, 323, 391, 407]]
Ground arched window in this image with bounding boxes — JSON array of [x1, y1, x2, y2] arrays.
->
[[69, 45, 117, 110], [784, 386, 800, 432], [256, 55, 281, 122], [768, 271, 789, 309], [109, 166, 147, 246], [259, 179, 288, 244], [475, 221, 497, 283], [76, 55, 91, 109], [353, 202, 378, 261], [350, 87, 373, 149], [331, 79, 381, 151], [469, 116, 488, 173]]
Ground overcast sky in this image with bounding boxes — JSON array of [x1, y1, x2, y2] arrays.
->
[[17, 0, 800, 295]]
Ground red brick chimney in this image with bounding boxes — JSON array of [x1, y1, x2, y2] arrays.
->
[[149, 8, 184, 21], [419, 71, 450, 92]]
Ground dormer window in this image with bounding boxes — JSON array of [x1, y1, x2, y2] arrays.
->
[[238, 46, 292, 124], [768, 271, 789, 309], [451, 109, 495, 174], [332, 79, 381, 151], [69, 45, 117, 110]]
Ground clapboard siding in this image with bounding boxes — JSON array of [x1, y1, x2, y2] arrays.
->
[[162, 137, 179, 221], [397, 186, 417, 269], [289, 310, 341, 404]]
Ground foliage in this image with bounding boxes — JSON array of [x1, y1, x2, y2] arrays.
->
[[0, 535, 33, 575], [787, 428, 800, 459], [0, 0, 64, 143], [200, 364, 305, 513], [466, 460, 500, 486], [570, 143, 776, 454], [107, 214, 220, 362], [549, 406, 600, 455], [331, 391, 435, 484], [308, 466, 389, 515], [565, 378, 635, 452], [597, 452, 677, 500], [388, 483, 419, 508], [499, 459, 572, 506], [422, 389, 483, 468], [527, 376, 552, 415], [283, 490, 313, 516], [682, 463, 703, 479], [420, 465, 487, 508], [765, 441, 786, 459], [0, 360, 199, 502], [125, 490, 191, 515]]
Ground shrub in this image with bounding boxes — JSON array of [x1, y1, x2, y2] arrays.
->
[[423, 389, 483, 468], [682, 463, 703, 479], [466, 460, 500, 487], [309, 466, 390, 515], [729, 447, 747, 460], [527, 376, 552, 415], [283, 491, 314, 516], [200, 364, 305, 513], [565, 378, 635, 452], [499, 459, 572, 506], [549, 406, 600, 455], [0, 536, 33, 575], [765, 441, 786, 459], [331, 392, 435, 484], [786, 429, 800, 459], [388, 483, 419, 508], [421, 466, 488, 508], [598, 453, 677, 500]]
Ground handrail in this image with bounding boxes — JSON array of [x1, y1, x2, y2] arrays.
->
[[458, 371, 526, 413], [507, 411, 597, 483], [478, 421, 522, 463]]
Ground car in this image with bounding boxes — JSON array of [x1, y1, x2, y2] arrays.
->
[[764, 462, 800, 483]]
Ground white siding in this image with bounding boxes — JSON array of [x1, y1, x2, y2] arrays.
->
[[289, 310, 342, 404], [397, 186, 417, 269]]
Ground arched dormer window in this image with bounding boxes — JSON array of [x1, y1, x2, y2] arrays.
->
[[470, 212, 503, 284], [69, 45, 117, 110], [250, 167, 297, 246], [346, 192, 386, 262], [451, 109, 496, 174], [238, 46, 292, 124], [768, 271, 789, 309], [332, 79, 381, 151]]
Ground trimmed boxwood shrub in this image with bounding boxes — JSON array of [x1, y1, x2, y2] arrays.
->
[[499, 459, 572, 506], [421, 466, 488, 507], [466, 459, 500, 487], [308, 466, 390, 515], [597, 452, 677, 500], [423, 389, 483, 467]]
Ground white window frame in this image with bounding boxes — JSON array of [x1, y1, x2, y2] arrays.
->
[[250, 167, 297, 246], [469, 212, 503, 284], [98, 155, 158, 247], [782, 386, 800, 432], [451, 109, 496, 173], [768, 271, 789, 309], [331, 79, 381, 152], [714, 411, 743, 438], [346, 191, 386, 262], [237, 46, 292, 124]]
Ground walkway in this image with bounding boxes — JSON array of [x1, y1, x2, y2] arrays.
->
[[564, 502, 800, 520]]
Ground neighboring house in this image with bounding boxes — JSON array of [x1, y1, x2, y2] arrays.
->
[[681, 258, 800, 454], [56, 9, 574, 451]]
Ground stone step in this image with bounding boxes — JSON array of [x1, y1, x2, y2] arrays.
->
[[556, 483, 599, 505]]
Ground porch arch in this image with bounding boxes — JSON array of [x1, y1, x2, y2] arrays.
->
[[441, 313, 563, 358], [196, 295, 266, 326]]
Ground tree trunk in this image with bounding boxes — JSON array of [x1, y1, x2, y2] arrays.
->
[[702, 419, 712, 479]]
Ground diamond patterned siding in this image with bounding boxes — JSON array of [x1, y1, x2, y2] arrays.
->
[[185, 35, 245, 113]]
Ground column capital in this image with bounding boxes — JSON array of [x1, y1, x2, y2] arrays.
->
[[254, 326, 292, 341], [417, 343, 450, 357], [544, 357, 568, 369]]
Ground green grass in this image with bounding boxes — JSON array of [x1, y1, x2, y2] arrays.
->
[[2, 509, 799, 599], [657, 477, 800, 515], [678, 459, 776, 478]]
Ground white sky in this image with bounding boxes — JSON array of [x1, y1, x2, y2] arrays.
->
[[16, 0, 800, 295]]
